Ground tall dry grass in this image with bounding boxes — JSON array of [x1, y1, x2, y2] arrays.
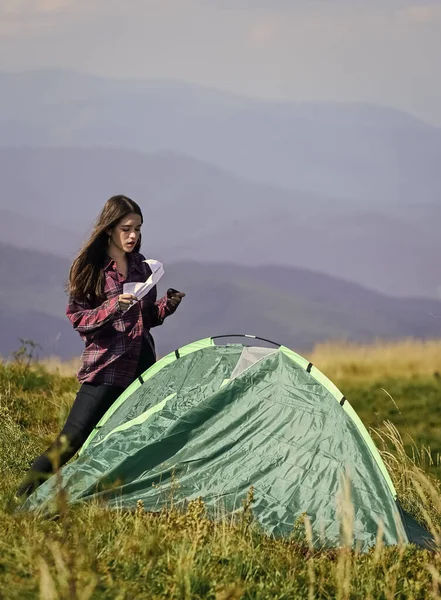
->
[[38, 356, 81, 377], [310, 338, 441, 381]]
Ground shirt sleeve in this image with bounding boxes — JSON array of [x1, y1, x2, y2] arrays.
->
[[154, 294, 178, 326], [66, 295, 120, 334], [141, 291, 177, 328]]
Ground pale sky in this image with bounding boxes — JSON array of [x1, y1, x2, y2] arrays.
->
[[1, 0, 441, 125]]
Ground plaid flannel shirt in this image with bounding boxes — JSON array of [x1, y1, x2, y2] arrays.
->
[[66, 252, 177, 387]]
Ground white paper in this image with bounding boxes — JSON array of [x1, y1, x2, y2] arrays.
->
[[123, 259, 164, 308]]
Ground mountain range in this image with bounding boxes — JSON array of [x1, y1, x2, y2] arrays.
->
[[1, 69, 440, 208], [1, 243, 440, 361], [0, 146, 440, 300], [0, 68, 440, 355]]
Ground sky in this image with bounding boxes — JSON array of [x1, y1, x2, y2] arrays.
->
[[1, 0, 441, 125]]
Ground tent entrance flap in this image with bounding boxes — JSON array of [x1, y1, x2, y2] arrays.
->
[[230, 346, 278, 380]]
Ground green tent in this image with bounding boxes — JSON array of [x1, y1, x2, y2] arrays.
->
[[23, 335, 432, 551]]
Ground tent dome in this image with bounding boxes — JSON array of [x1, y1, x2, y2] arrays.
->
[[23, 335, 433, 551]]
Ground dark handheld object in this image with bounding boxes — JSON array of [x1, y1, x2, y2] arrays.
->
[[167, 288, 181, 298]]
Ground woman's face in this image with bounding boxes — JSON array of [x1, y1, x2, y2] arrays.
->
[[108, 212, 142, 254]]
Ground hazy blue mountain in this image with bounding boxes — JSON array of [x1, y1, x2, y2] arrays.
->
[[0, 243, 440, 361], [0, 209, 82, 259], [0, 146, 439, 299], [1, 69, 440, 208]]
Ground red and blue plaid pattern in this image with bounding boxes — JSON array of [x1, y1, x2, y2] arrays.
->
[[66, 252, 176, 387]]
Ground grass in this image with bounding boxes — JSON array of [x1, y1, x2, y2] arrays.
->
[[309, 338, 441, 382], [1, 338, 441, 598]]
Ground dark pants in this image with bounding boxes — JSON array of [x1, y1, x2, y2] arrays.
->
[[16, 343, 155, 498]]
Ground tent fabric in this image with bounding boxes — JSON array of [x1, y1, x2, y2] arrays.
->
[[78, 336, 215, 454], [22, 338, 432, 551], [398, 502, 436, 550]]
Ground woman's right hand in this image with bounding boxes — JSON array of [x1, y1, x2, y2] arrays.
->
[[117, 294, 137, 312]]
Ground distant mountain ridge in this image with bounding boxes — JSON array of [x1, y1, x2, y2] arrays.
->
[[0, 243, 440, 361], [1, 69, 440, 206], [0, 146, 439, 300], [0, 209, 82, 259], [2, 68, 433, 129], [2, 68, 440, 306]]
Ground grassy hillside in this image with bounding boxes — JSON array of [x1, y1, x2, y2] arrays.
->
[[1, 340, 441, 598]]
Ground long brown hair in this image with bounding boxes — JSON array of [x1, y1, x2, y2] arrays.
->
[[68, 195, 143, 303]]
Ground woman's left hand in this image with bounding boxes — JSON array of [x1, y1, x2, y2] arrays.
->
[[167, 289, 186, 309]]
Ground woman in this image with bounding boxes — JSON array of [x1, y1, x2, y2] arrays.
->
[[17, 195, 185, 498]]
